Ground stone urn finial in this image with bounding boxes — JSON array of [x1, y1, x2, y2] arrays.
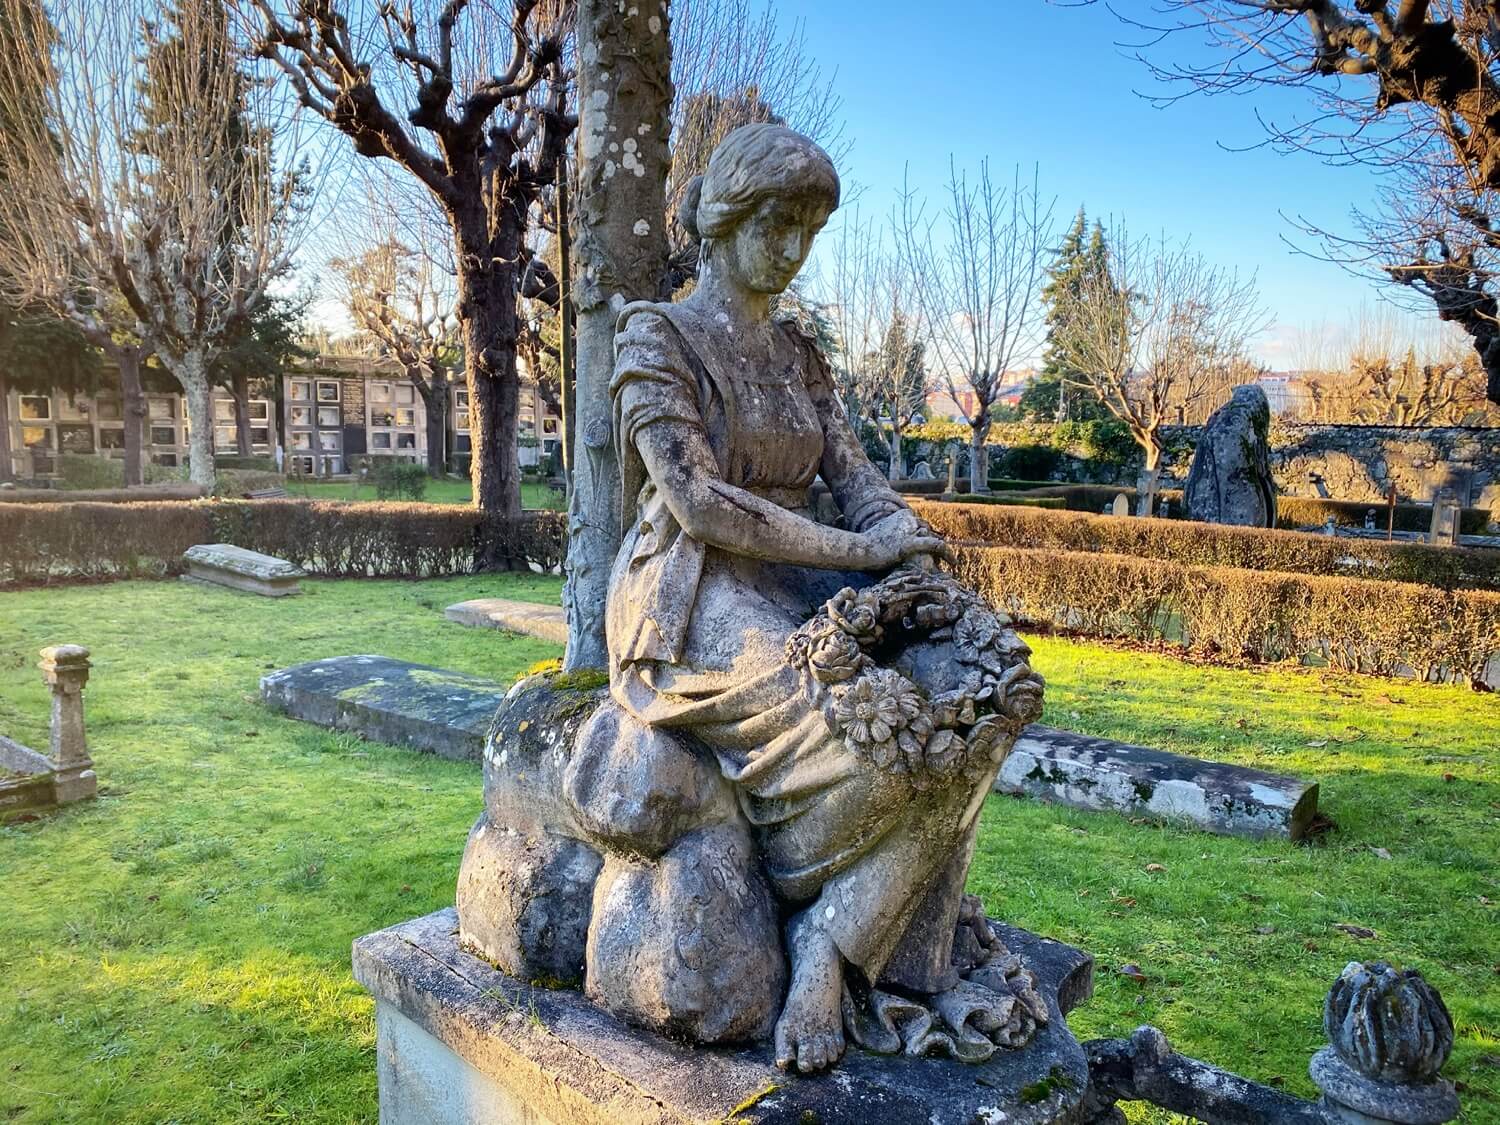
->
[[1311, 961, 1458, 1124]]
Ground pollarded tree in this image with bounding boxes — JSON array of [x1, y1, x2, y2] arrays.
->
[[897, 161, 1055, 493], [332, 235, 460, 477], [1049, 226, 1267, 514], [0, 0, 307, 488], [1074, 0, 1500, 406], [249, 0, 574, 517], [868, 307, 929, 481]]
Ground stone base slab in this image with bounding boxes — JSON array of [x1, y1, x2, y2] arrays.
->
[[259, 656, 508, 761], [445, 598, 567, 644], [354, 908, 1097, 1125], [998, 725, 1318, 841]]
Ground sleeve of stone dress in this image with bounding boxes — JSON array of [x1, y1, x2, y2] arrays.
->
[[610, 310, 708, 456], [798, 327, 910, 532]]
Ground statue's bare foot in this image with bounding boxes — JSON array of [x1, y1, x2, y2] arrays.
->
[[774, 907, 846, 1073]]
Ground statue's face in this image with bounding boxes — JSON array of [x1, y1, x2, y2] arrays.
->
[[724, 195, 832, 294]]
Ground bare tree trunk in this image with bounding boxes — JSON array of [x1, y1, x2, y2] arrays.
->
[[116, 346, 147, 487], [0, 369, 11, 482], [456, 239, 522, 518], [969, 419, 991, 493], [1136, 435, 1163, 517], [415, 370, 449, 477], [175, 349, 216, 488], [564, 0, 673, 671], [231, 370, 252, 456], [887, 425, 902, 481]]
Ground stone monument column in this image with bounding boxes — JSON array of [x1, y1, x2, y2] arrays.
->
[[40, 645, 95, 804]]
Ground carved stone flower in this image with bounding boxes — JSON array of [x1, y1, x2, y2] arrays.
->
[[931, 690, 978, 730], [995, 667, 1045, 726], [807, 627, 866, 684], [835, 669, 926, 770], [827, 587, 883, 643], [923, 729, 967, 777], [965, 716, 1009, 767], [954, 612, 1001, 664]]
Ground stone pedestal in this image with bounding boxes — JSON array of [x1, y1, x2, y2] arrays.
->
[[354, 909, 1096, 1125], [40, 645, 94, 804]]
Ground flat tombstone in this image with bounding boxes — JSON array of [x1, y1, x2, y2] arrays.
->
[[1110, 493, 1130, 518], [182, 543, 304, 597]]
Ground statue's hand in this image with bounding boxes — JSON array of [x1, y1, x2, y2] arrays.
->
[[860, 511, 948, 570]]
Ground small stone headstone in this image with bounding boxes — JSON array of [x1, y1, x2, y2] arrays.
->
[[1110, 493, 1130, 518], [1364, 510, 1377, 531], [910, 460, 934, 480], [1323, 516, 1338, 537]]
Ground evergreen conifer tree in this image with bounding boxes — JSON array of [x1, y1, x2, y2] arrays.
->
[[1026, 208, 1111, 423]]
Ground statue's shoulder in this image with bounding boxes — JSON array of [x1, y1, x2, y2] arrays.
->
[[615, 299, 704, 339], [774, 314, 833, 385]]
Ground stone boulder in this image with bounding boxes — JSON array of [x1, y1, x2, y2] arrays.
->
[[1184, 384, 1277, 527]]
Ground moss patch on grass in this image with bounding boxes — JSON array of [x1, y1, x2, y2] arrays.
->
[[0, 578, 1495, 1123]]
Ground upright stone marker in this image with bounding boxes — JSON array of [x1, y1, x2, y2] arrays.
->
[[1184, 384, 1277, 526], [1110, 492, 1130, 518]]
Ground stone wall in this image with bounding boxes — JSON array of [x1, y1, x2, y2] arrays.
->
[[925, 420, 1500, 517], [1270, 425, 1500, 513]]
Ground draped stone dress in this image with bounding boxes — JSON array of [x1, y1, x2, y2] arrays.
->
[[606, 300, 1013, 991]]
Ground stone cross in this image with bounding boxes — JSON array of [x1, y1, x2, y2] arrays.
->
[[945, 449, 958, 497], [39, 645, 95, 804]]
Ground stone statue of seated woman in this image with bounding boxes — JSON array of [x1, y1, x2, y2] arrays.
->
[[456, 123, 1048, 1076]]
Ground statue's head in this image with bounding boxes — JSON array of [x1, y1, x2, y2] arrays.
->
[[680, 124, 840, 295]]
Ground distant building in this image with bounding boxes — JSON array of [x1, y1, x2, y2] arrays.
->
[[3, 354, 563, 481], [924, 371, 1036, 422]]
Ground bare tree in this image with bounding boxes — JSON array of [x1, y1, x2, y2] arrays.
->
[[1050, 227, 1268, 513], [897, 161, 1054, 493], [1071, 0, 1500, 406], [331, 228, 459, 477], [248, 0, 574, 517], [824, 206, 887, 430], [661, 0, 843, 293], [0, 0, 305, 488]]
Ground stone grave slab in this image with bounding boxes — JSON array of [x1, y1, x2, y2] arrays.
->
[[997, 724, 1319, 841], [182, 543, 304, 597], [444, 597, 567, 644], [354, 907, 1096, 1125], [259, 656, 507, 761]]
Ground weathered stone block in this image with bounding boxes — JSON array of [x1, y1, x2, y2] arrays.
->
[[456, 813, 602, 987], [259, 655, 508, 761], [586, 823, 785, 1044], [445, 597, 568, 644], [355, 907, 1096, 1125], [997, 725, 1319, 841], [182, 543, 304, 596]]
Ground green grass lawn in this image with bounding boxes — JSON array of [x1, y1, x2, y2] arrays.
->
[[0, 576, 1496, 1123], [286, 477, 563, 509]]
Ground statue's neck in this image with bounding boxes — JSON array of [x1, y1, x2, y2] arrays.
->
[[692, 258, 773, 324]]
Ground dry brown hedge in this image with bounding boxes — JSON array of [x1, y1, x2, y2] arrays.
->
[[0, 500, 567, 585], [949, 544, 1500, 686], [914, 501, 1500, 591], [0, 484, 208, 504]]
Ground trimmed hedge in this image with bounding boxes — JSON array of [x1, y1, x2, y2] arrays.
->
[[0, 500, 566, 585], [949, 544, 1500, 686], [913, 501, 1500, 591], [0, 483, 208, 504], [941, 494, 1066, 510]]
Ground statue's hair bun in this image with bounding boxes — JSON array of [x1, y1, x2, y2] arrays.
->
[[678, 175, 705, 243]]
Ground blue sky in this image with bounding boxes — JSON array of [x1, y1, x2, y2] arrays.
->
[[790, 0, 1430, 367]]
